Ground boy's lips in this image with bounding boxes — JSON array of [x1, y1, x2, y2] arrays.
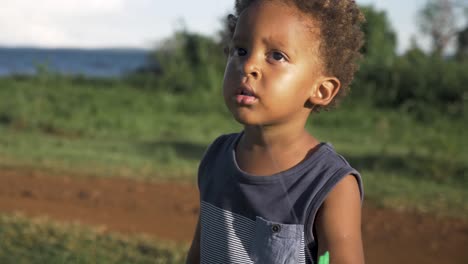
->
[[235, 94, 258, 105], [234, 84, 258, 105]]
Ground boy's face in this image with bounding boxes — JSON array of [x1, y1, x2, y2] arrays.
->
[[223, 0, 326, 126]]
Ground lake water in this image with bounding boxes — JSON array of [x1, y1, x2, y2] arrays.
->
[[0, 47, 151, 77]]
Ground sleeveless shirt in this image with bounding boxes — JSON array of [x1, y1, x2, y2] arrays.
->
[[198, 132, 363, 264]]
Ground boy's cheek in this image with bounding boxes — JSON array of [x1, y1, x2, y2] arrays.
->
[[223, 64, 238, 85], [222, 70, 234, 93]]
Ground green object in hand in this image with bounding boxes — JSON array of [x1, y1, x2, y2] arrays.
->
[[318, 251, 329, 264]]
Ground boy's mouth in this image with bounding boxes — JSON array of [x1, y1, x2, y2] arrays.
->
[[239, 89, 255, 96], [235, 85, 258, 105]]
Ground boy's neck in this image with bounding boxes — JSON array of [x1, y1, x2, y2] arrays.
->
[[236, 121, 321, 176], [241, 121, 318, 151]]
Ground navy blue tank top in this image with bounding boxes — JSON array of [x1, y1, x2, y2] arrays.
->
[[198, 132, 363, 264]]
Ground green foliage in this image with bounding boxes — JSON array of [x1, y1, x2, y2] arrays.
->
[[0, 214, 186, 264], [0, 75, 237, 180], [360, 6, 398, 67], [136, 30, 226, 95], [456, 26, 468, 60], [0, 75, 229, 140], [352, 6, 466, 120], [355, 50, 468, 119]]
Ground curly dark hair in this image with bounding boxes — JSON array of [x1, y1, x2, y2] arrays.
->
[[227, 0, 365, 110]]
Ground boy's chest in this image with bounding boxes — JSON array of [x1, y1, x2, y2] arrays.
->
[[199, 200, 309, 264], [201, 168, 311, 226]]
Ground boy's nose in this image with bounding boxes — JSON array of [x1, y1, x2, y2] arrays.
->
[[241, 56, 261, 79]]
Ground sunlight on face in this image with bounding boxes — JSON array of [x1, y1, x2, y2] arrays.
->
[[223, 0, 325, 126]]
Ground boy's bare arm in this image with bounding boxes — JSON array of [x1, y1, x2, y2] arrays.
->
[[186, 217, 201, 264], [315, 175, 364, 264]]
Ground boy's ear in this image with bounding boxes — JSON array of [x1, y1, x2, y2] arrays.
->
[[309, 77, 341, 107]]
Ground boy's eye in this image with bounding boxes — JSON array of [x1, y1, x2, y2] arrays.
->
[[233, 47, 247, 57], [271, 52, 284, 61], [268, 51, 287, 62]]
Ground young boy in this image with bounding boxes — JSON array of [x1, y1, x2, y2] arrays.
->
[[187, 0, 365, 263]]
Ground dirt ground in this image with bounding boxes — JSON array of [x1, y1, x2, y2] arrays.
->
[[0, 168, 466, 264]]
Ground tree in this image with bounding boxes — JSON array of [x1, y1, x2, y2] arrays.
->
[[151, 29, 226, 93], [418, 0, 468, 56], [360, 6, 398, 66], [455, 2, 468, 60], [456, 25, 468, 59], [353, 7, 398, 102]]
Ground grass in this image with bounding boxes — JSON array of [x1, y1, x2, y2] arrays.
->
[[0, 213, 186, 264], [0, 75, 467, 218], [363, 171, 468, 216], [0, 75, 239, 180]]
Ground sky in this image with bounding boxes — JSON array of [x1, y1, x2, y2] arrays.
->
[[0, 0, 429, 52]]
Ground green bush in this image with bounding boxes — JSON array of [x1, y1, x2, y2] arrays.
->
[[129, 30, 226, 95], [354, 52, 467, 120]]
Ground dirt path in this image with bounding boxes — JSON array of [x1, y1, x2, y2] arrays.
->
[[0, 168, 467, 264]]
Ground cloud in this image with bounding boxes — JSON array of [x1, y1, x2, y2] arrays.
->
[[0, 0, 229, 49], [0, 0, 128, 47], [3, 0, 125, 15]]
